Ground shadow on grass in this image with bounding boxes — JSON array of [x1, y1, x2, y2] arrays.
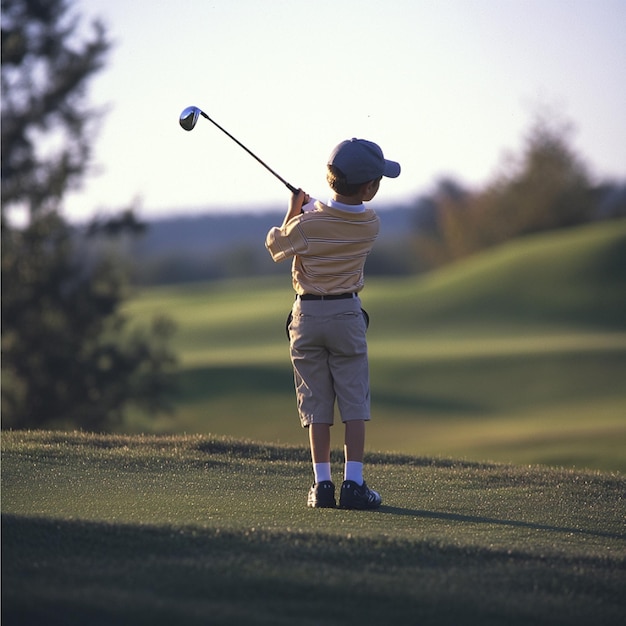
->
[[4, 512, 625, 626], [377, 506, 626, 540]]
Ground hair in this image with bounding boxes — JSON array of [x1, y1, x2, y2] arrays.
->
[[326, 164, 367, 197]]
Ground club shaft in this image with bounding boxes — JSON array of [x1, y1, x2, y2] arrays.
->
[[199, 111, 298, 194]]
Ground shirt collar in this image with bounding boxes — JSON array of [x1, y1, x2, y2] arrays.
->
[[327, 198, 366, 213]]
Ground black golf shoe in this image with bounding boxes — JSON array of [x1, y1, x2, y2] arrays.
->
[[339, 480, 382, 510], [307, 481, 336, 508]]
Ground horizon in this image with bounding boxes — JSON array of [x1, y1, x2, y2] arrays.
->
[[32, 0, 626, 223]]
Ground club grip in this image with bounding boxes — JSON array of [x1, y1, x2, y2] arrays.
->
[[286, 183, 299, 194]]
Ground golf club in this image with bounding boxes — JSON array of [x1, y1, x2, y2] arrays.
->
[[179, 106, 298, 194]]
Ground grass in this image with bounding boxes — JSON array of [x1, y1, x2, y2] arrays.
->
[[2, 430, 625, 625], [4, 218, 625, 623], [121, 219, 626, 473]]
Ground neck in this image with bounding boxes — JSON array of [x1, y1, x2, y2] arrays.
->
[[332, 193, 364, 206]]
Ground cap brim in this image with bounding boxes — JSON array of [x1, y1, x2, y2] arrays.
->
[[383, 160, 401, 178]]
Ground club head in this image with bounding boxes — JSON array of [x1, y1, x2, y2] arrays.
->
[[179, 106, 202, 131]]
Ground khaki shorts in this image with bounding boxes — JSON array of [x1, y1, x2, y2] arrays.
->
[[287, 296, 371, 427]]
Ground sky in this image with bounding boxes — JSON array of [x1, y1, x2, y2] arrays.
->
[[66, 0, 626, 222]]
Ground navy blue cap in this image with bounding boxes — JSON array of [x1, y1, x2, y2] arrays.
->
[[328, 138, 401, 184]]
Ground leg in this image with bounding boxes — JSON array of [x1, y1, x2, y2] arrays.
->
[[344, 420, 365, 485], [309, 423, 331, 463], [340, 419, 381, 509], [289, 302, 335, 507], [344, 420, 365, 462], [307, 423, 335, 508]]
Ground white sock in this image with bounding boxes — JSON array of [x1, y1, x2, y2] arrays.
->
[[344, 461, 363, 485], [313, 462, 332, 484]]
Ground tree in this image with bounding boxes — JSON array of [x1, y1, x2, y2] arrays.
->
[[413, 114, 599, 268], [1, 0, 109, 218], [481, 115, 594, 243], [1, 0, 177, 430]]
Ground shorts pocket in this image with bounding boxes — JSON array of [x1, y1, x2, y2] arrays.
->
[[285, 311, 293, 339]]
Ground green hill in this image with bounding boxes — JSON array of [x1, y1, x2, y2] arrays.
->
[[2, 430, 625, 625], [368, 217, 626, 332], [124, 220, 626, 472]]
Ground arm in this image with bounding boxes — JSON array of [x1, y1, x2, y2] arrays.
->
[[266, 189, 311, 262], [281, 189, 310, 229]]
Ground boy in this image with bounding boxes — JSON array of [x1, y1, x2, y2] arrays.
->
[[265, 138, 400, 509]]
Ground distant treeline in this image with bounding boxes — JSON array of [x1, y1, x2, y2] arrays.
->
[[91, 205, 417, 285], [89, 117, 625, 286], [94, 185, 625, 287]]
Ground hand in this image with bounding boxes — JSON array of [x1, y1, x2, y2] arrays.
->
[[282, 189, 310, 227], [290, 188, 310, 213]]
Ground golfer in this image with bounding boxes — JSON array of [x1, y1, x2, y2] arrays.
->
[[265, 138, 401, 509]]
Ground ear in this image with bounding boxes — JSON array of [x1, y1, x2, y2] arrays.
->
[[358, 180, 374, 194], [361, 178, 381, 200]]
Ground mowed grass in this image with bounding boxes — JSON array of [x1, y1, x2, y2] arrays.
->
[[2, 430, 625, 625], [123, 220, 626, 473]]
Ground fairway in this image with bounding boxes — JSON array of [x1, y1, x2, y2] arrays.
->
[[2, 431, 625, 625], [122, 220, 626, 473]]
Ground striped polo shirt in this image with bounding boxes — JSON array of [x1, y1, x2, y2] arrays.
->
[[265, 200, 380, 295]]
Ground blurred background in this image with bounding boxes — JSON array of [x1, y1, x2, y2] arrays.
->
[[2, 0, 625, 472]]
